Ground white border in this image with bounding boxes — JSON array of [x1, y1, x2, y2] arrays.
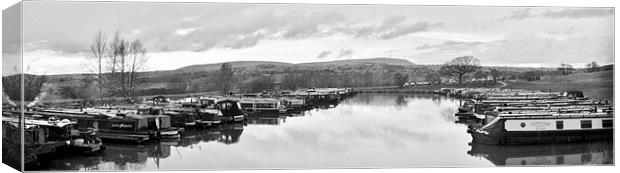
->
[[1, 0, 618, 173]]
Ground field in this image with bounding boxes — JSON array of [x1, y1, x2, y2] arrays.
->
[[504, 70, 614, 103]]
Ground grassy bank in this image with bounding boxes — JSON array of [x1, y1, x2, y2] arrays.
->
[[504, 70, 613, 102]]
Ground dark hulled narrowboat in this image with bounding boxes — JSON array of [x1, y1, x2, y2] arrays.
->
[[217, 99, 246, 122], [468, 112, 613, 145]]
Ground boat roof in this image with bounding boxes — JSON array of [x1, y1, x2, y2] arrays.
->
[[498, 112, 612, 119], [2, 116, 75, 128], [239, 98, 280, 103]]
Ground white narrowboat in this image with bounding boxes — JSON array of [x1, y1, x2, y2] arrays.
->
[[468, 112, 613, 145]]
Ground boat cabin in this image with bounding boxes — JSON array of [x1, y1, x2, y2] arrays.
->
[[217, 99, 245, 122], [239, 98, 287, 114]]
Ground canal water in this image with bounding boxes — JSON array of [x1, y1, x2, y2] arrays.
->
[[35, 93, 613, 170]]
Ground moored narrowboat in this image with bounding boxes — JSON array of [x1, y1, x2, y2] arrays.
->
[[196, 97, 224, 127], [468, 112, 613, 145], [281, 97, 308, 112], [239, 98, 287, 114], [145, 104, 198, 127], [217, 99, 246, 122]]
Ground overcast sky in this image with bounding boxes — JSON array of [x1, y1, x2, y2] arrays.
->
[[8, 1, 614, 74]]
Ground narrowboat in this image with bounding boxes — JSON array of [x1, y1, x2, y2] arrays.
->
[[281, 97, 308, 112], [33, 108, 183, 142], [239, 98, 287, 114], [142, 104, 198, 127], [135, 114, 182, 139], [74, 113, 181, 143], [3, 116, 104, 168], [3, 119, 57, 167], [76, 115, 152, 143], [305, 88, 341, 103], [196, 97, 224, 127], [468, 112, 613, 145], [4, 116, 104, 154], [217, 99, 246, 122]]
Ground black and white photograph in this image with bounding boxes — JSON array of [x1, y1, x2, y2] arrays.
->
[[1, 0, 616, 172]]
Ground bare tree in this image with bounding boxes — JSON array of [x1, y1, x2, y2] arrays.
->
[[217, 62, 235, 95], [438, 56, 481, 84], [106, 32, 121, 95], [90, 30, 107, 96], [127, 40, 148, 98], [87, 31, 149, 100]]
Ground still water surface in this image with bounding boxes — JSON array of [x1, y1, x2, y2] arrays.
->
[[39, 93, 613, 170]]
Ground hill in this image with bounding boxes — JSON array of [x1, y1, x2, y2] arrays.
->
[[175, 61, 293, 73], [174, 57, 415, 72], [297, 57, 415, 67]]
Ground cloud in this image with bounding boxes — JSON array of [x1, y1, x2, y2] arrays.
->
[[174, 28, 198, 36], [378, 22, 435, 39], [23, 3, 445, 54], [500, 9, 533, 20], [499, 8, 613, 21], [222, 32, 266, 49], [415, 40, 483, 50], [411, 32, 613, 66], [543, 8, 614, 19], [337, 48, 354, 58], [333, 16, 441, 40], [316, 50, 332, 58]]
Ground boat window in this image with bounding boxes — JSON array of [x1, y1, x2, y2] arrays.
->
[[602, 119, 613, 128], [556, 121, 563, 130], [580, 120, 592, 129], [240, 103, 253, 108], [220, 102, 230, 110]]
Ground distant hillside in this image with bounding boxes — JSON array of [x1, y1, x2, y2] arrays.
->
[[422, 64, 557, 72], [174, 57, 415, 72], [297, 58, 415, 67], [176, 61, 293, 72]]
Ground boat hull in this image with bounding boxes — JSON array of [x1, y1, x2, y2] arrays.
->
[[470, 129, 613, 145]]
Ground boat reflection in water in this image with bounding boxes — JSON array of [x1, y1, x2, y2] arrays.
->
[[468, 141, 614, 166], [245, 113, 288, 126], [35, 123, 246, 170], [33, 142, 171, 170], [175, 123, 245, 147]]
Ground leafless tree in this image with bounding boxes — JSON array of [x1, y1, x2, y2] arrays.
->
[[88, 31, 148, 100], [127, 40, 148, 98], [438, 56, 481, 84], [217, 62, 235, 95], [89, 30, 107, 96]]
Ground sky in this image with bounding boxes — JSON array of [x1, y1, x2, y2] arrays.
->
[[5, 1, 614, 75]]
